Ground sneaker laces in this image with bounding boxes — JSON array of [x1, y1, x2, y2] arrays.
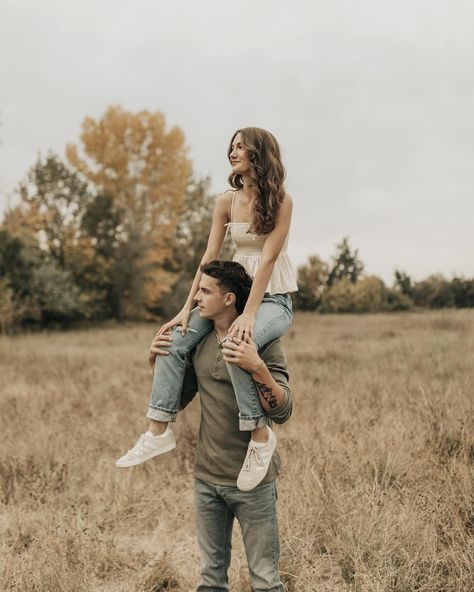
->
[[242, 444, 265, 472]]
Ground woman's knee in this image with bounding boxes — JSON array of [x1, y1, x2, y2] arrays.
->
[[253, 311, 291, 348]]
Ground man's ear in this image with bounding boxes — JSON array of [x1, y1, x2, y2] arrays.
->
[[225, 292, 236, 308]]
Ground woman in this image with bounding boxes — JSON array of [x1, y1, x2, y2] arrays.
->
[[116, 127, 298, 490]]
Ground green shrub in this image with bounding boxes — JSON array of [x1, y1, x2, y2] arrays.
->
[[320, 279, 356, 313], [385, 288, 413, 311], [320, 276, 414, 313], [352, 276, 387, 312]]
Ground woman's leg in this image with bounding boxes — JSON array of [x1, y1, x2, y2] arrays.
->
[[147, 307, 213, 422], [115, 308, 213, 468], [225, 294, 293, 431], [231, 294, 293, 489]]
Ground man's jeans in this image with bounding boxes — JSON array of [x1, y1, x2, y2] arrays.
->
[[147, 293, 293, 430], [194, 478, 285, 592]]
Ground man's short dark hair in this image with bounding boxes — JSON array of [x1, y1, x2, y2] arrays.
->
[[200, 261, 253, 314]]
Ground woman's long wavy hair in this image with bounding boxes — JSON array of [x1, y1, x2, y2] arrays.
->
[[227, 127, 286, 235]]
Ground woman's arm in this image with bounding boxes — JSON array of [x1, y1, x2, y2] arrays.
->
[[229, 195, 293, 341], [183, 193, 231, 308], [158, 192, 231, 334]]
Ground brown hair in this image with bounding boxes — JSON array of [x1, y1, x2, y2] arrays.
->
[[200, 260, 253, 314], [227, 127, 286, 235]]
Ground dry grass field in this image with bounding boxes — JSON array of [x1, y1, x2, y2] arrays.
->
[[1, 310, 473, 591]]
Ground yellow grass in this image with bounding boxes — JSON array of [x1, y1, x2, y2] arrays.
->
[[1, 310, 473, 591]]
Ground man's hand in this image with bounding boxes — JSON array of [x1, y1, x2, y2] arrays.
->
[[221, 336, 263, 374], [148, 329, 173, 374], [223, 336, 286, 412]]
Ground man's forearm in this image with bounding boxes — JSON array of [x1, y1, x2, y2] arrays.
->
[[250, 361, 285, 412], [221, 337, 288, 413]]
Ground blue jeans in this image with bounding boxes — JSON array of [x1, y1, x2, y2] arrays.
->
[[194, 478, 284, 592], [147, 293, 293, 430]]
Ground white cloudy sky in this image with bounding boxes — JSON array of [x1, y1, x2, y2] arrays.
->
[[1, 0, 473, 283]]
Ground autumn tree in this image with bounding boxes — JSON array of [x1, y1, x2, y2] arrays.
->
[[67, 105, 191, 319]]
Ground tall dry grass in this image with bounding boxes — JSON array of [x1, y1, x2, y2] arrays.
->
[[0, 311, 473, 591]]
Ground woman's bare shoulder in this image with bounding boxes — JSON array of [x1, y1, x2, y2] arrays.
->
[[214, 189, 235, 219], [280, 193, 293, 215], [216, 188, 235, 203]]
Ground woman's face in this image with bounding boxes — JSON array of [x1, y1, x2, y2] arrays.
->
[[229, 132, 251, 176]]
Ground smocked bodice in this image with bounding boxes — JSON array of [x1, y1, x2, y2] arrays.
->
[[226, 222, 298, 294]]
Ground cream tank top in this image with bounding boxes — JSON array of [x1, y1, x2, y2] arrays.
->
[[225, 190, 298, 295]]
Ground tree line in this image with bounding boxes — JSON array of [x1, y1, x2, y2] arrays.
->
[[0, 106, 472, 332], [294, 238, 474, 313]]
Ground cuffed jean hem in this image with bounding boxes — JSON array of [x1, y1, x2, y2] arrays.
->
[[146, 406, 176, 422], [239, 414, 268, 431]]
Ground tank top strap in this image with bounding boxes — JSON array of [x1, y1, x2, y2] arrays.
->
[[224, 190, 236, 238], [229, 190, 237, 223]]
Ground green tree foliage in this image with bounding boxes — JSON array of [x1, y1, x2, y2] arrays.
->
[[0, 229, 41, 325], [0, 277, 15, 333], [319, 278, 355, 313], [394, 269, 413, 297], [0, 228, 83, 327], [451, 276, 474, 308], [78, 193, 125, 319], [16, 153, 91, 269], [352, 276, 388, 312], [327, 237, 364, 287], [320, 276, 413, 313], [157, 176, 234, 318], [293, 255, 329, 311], [173, 176, 217, 279], [385, 288, 413, 311], [410, 274, 455, 309], [0, 230, 36, 302], [3, 155, 95, 322], [29, 261, 83, 324]]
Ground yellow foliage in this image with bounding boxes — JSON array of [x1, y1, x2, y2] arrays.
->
[[66, 105, 191, 308]]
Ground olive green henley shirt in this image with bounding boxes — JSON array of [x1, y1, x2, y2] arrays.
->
[[180, 332, 293, 487]]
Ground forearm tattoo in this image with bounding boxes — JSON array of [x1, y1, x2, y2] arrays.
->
[[255, 381, 278, 409]]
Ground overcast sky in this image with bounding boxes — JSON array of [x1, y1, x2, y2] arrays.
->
[[1, 0, 473, 283]]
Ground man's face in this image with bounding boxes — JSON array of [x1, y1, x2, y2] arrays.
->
[[195, 274, 232, 320]]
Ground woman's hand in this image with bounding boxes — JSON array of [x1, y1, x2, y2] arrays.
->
[[157, 307, 192, 337], [227, 312, 256, 343], [148, 330, 173, 374], [221, 336, 262, 373]]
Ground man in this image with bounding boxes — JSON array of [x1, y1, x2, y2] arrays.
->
[[149, 260, 292, 592]]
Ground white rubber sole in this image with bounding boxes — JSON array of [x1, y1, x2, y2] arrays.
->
[[115, 441, 176, 468]]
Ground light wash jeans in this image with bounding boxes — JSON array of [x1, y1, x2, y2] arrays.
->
[[194, 478, 284, 592], [146, 293, 293, 430]]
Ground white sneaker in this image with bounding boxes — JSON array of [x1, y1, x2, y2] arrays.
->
[[237, 427, 277, 491], [115, 426, 176, 468]]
